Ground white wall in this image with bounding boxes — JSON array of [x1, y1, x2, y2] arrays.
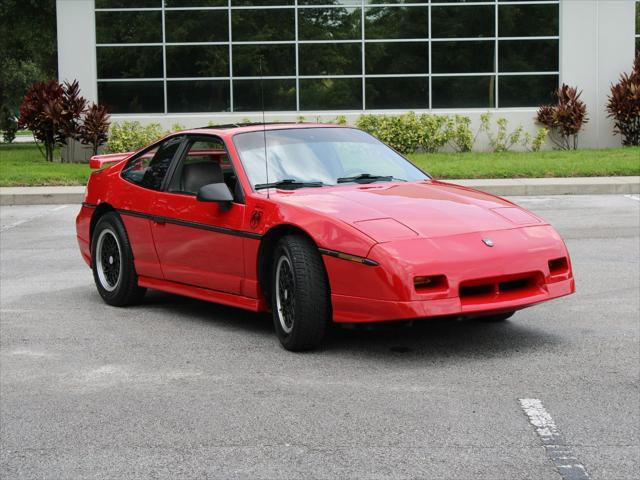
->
[[561, 0, 637, 148], [56, 0, 97, 103], [57, 0, 638, 150]]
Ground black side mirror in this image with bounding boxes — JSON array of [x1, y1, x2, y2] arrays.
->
[[196, 183, 233, 210]]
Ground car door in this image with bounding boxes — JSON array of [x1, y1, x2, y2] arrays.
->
[[117, 135, 187, 279], [149, 135, 247, 295]]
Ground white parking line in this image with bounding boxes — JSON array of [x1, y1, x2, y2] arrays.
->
[[624, 194, 640, 202], [0, 205, 68, 233], [519, 398, 590, 480]]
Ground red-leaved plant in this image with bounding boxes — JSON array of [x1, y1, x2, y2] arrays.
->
[[536, 84, 588, 150], [606, 53, 640, 146], [18, 80, 87, 162], [79, 103, 110, 155]]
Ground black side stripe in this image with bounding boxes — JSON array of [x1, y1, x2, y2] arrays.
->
[[82, 202, 97, 209], [116, 209, 262, 240]]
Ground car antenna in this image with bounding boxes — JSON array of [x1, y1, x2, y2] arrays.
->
[[259, 56, 270, 199]]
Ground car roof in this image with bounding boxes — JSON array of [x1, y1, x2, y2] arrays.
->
[[180, 122, 348, 137]]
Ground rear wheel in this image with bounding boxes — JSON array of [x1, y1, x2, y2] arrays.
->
[[475, 311, 515, 322], [91, 212, 146, 306], [271, 235, 330, 351]]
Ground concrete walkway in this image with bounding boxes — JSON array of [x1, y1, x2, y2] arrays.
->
[[0, 177, 638, 206]]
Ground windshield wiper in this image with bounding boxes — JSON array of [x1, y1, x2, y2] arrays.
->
[[255, 179, 325, 190], [337, 173, 406, 184]]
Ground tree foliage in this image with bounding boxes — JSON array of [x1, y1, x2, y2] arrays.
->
[[0, 1, 57, 141]]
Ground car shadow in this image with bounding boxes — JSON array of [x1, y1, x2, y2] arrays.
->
[[139, 290, 561, 361]]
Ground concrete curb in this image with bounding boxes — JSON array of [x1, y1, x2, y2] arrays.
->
[[1, 177, 638, 206]]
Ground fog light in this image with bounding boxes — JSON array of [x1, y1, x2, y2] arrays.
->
[[414, 275, 448, 292]]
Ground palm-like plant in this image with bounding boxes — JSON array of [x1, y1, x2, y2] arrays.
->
[[536, 84, 588, 150], [606, 53, 640, 146], [79, 103, 110, 155]]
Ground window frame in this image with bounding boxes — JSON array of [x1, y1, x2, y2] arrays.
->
[[120, 134, 188, 191], [164, 133, 246, 204], [95, 0, 561, 112]]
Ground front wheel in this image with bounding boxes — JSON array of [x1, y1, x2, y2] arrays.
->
[[271, 235, 330, 351], [91, 212, 146, 306]]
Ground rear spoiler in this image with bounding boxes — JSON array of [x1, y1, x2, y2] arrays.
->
[[89, 152, 133, 170]]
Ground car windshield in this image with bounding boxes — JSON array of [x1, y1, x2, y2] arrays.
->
[[233, 127, 429, 190]]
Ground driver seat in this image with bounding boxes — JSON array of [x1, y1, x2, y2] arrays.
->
[[181, 160, 224, 195]]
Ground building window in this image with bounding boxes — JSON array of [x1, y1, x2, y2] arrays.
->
[[95, 0, 560, 114]]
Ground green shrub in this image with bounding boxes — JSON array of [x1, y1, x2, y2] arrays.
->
[[478, 113, 547, 152], [106, 121, 164, 153], [448, 115, 474, 153], [356, 112, 476, 154]]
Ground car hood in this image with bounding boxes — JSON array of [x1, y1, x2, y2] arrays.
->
[[275, 180, 545, 242]]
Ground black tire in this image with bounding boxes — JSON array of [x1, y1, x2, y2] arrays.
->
[[270, 235, 330, 351], [475, 311, 515, 322], [91, 211, 146, 306]]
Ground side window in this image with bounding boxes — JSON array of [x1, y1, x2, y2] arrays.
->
[[168, 137, 243, 202], [121, 136, 184, 190]]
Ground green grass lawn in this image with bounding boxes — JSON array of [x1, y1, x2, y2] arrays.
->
[[0, 143, 638, 187], [0, 144, 90, 186], [409, 147, 640, 179]]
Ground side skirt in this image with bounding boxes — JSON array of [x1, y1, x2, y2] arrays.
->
[[137, 276, 266, 312]]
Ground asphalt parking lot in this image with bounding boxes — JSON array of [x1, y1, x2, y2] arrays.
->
[[1, 195, 638, 479]]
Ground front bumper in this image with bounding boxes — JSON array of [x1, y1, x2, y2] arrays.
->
[[324, 225, 575, 323]]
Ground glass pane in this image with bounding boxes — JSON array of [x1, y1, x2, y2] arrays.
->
[[165, 0, 226, 6], [431, 6, 494, 39], [97, 46, 163, 79], [300, 0, 360, 5], [298, 7, 361, 41], [432, 76, 495, 108], [122, 137, 183, 190], [167, 80, 230, 112], [166, 45, 229, 77], [365, 7, 429, 40], [299, 43, 361, 75], [96, 0, 160, 7], [499, 5, 559, 37], [165, 10, 228, 42], [498, 74, 558, 107], [636, 2, 640, 34], [233, 79, 296, 111], [299, 78, 362, 110], [98, 81, 165, 113], [499, 40, 558, 72], [365, 41, 428, 74], [232, 9, 295, 41], [432, 41, 494, 73], [365, 77, 429, 109], [96, 11, 162, 44], [366, 0, 427, 4], [232, 0, 295, 5], [232, 44, 295, 77]]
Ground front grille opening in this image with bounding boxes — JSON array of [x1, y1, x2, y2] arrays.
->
[[499, 278, 532, 292], [460, 284, 495, 298], [459, 272, 542, 303], [548, 257, 569, 276]]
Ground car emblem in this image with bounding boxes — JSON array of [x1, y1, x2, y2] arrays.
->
[[482, 238, 494, 247]]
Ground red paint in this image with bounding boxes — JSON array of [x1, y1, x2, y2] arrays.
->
[[77, 124, 575, 323]]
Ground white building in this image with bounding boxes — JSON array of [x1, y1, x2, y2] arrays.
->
[[57, 0, 639, 149]]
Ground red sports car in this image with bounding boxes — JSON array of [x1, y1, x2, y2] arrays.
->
[[76, 124, 575, 351]]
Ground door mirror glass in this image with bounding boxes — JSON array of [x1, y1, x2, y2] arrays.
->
[[196, 182, 234, 209]]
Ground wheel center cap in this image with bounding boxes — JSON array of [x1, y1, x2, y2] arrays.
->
[[109, 256, 114, 265]]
